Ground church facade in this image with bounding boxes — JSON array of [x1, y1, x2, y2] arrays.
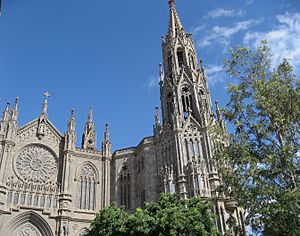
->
[[0, 1, 244, 235]]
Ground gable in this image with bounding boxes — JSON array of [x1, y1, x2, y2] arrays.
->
[[16, 118, 62, 148]]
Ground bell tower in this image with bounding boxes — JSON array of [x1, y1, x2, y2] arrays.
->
[[159, 0, 219, 199]]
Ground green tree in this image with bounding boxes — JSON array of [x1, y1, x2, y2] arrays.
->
[[88, 194, 220, 236], [215, 41, 300, 235], [88, 205, 130, 236]]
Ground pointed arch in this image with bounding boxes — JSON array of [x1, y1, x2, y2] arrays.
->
[[119, 164, 130, 209], [176, 47, 184, 67], [2, 211, 54, 236], [75, 161, 99, 182], [75, 162, 98, 211]]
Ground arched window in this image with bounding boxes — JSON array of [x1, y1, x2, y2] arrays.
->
[[167, 53, 173, 74], [188, 53, 195, 70], [194, 176, 200, 195], [120, 165, 130, 209], [166, 93, 173, 124], [188, 140, 194, 158], [194, 140, 200, 158], [177, 48, 184, 67], [181, 87, 194, 117], [166, 181, 175, 193], [76, 164, 97, 210]]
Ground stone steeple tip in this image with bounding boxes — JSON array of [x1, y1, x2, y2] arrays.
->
[[68, 109, 76, 132], [65, 108, 76, 150], [102, 123, 111, 157], [11, 97, 19, 121], [88, 105, 93, 122], [167, 0, 184, 39], [104, 123, 110, 142]]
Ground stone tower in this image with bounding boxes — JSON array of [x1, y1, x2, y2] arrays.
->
[[155, 1, 245, 233], [157, 0, 219, 199]]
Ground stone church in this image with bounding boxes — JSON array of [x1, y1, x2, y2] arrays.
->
[[0, 1, 244, 235]]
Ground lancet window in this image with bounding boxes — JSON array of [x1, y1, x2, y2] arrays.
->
[[189, 52, 195, 70], [181, 87, 193, 118], [177, 48, 184, 67], [166, 93, 173, 124], [167, 53, 173, 73], [76, 164, 97, 211], [120, 165, 130, 209], [186, 139, 202, 161]]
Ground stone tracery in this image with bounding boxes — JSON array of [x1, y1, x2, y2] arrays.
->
[[15, 145, 57, 183], [17, 223, 41, 236]]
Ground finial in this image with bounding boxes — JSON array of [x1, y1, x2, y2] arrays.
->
[[104, 123, 110, 141], [11, 97, 19, 120], [42, 91, 50, 115], [155, 106, 161, 126], [2, 102, 10, 121], [88, 106, 93, 122], [168, 0, 175, 6], [5, 102, 10, 112], [159, 63, 163, 82], [13, 97, 19, 110], [102, 122, 111, 156], [68, 108, 76, 132], [215, 100, 221, 120]]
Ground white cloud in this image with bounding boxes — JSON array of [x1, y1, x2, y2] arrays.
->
[[205, 64, 225, 85], [198, 18, 263, 51], [146, 75, 159, 90], [192, 25, 206, 35], [205, 8, 244, 19], [243, 12, 300, 72]]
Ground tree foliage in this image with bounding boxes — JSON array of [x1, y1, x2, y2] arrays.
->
[[215, 41, 300, 235], [88, 194, 220, 236]]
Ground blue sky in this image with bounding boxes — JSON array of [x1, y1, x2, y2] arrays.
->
[[0, 0, 299, 150]]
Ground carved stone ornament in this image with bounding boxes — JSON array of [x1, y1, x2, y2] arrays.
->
[[78, 228, 89, 236], [16, 223, 41, 236], [15, 145, 57, 183]]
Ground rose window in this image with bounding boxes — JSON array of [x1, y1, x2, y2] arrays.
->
[[15, 145, 57, 183]]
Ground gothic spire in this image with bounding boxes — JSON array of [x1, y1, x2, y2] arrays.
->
[[37, 92, 50, 139], [215, 100, 226, 131], [104, 123, 109, 142], [88, 105, 93, 123], [159, 63, 163, 83], [2, 102, 10, 122], [0, 102, 10, 137], [155, 106, 161, 127], [65, 109, 76, 150], [11, 97, 19, 121], [68, 109, 76, 132], [167, 0, 185, 39], [102, 123, 111, 156]]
